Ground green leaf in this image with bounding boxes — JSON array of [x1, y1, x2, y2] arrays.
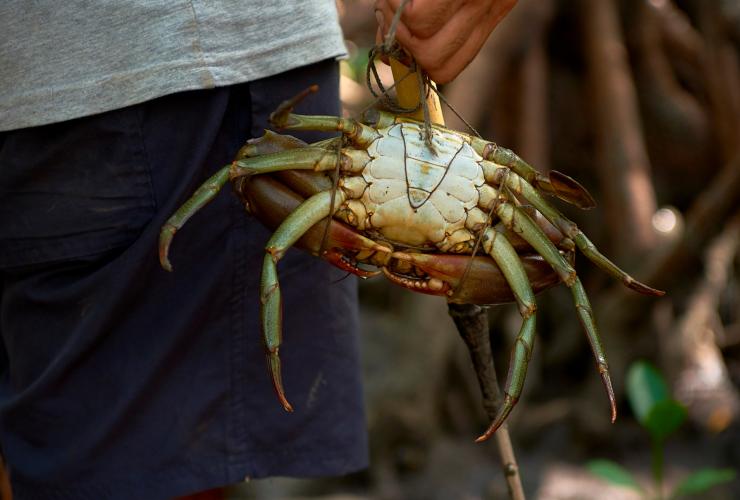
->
[[672, 468, 736, 497], [644, 399, 687, 442], [587, 459, 643, 491], [626, 361, 669, 425]]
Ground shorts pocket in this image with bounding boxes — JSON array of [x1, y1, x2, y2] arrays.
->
[[0, 107, 156, 269]]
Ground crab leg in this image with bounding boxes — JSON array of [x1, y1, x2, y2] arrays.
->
[[241, 174, 389, 279], [495, 201, 618, 425], [483, 164, 664, 297], [230, 148, 342, 177], [269, 88, 381, 149], [262, 189, 348, 412], [160, 147, 347, 271], [159, 166, 231, 271], [475, 228, 537, 442], [270, 113, 381, 150], [480, 143, 597, 209]]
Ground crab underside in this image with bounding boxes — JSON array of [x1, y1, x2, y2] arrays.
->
[[159, 90, 663, 441]]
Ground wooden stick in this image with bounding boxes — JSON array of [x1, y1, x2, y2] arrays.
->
[[448, 304, 527, 500], [389, 57, 444, 124]]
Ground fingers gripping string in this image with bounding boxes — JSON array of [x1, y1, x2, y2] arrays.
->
[[382, 0, 412, 52], [366, 42, 441, 153], [367, 1, 424, 114], [365, 42, 484, 143]]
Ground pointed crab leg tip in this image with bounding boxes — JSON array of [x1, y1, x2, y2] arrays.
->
[[475, 423, 501, 443], [269, 354, 293, 412], [275, 389, 294, 412], [158, 248, 174, 272], [159, 231, 175, 271], [608, 395, 618, 423], [475, 395, 517, 443], [270, 86, 320, 127], [627, 280, 666, 297], [293, 85, 319, 104], [599, 371, 617, 423]]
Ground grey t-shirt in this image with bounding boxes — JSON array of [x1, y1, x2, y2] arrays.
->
[[0, 1, 347, 131]]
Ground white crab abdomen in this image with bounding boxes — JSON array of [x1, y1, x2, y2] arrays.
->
[[359, 122, 486, 251]]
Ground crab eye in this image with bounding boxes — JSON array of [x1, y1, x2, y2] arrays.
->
[[361, 108, 380, 127]]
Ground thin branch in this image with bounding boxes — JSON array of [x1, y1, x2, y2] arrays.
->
[[448, 303, 526, 500]]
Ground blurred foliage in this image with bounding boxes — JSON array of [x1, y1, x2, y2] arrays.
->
[[588, 361, 736, 499]]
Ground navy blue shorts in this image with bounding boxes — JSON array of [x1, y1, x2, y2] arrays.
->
[[0, 60, 367, 500]]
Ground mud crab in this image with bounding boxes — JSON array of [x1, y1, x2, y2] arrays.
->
[[159, 86, 663, 441]]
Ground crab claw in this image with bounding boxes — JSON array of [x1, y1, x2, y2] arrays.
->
[[546, 170, 597, 209], [381, 266, 453, 295], [324, 249, 381, 279], [389, 251, 565, 306]]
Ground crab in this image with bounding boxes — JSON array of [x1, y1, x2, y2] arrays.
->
[[159, 86, 663, 441], [234, 149, 568, 307]]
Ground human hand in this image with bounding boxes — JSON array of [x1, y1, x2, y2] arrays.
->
[[374, 0, 517, 84]]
